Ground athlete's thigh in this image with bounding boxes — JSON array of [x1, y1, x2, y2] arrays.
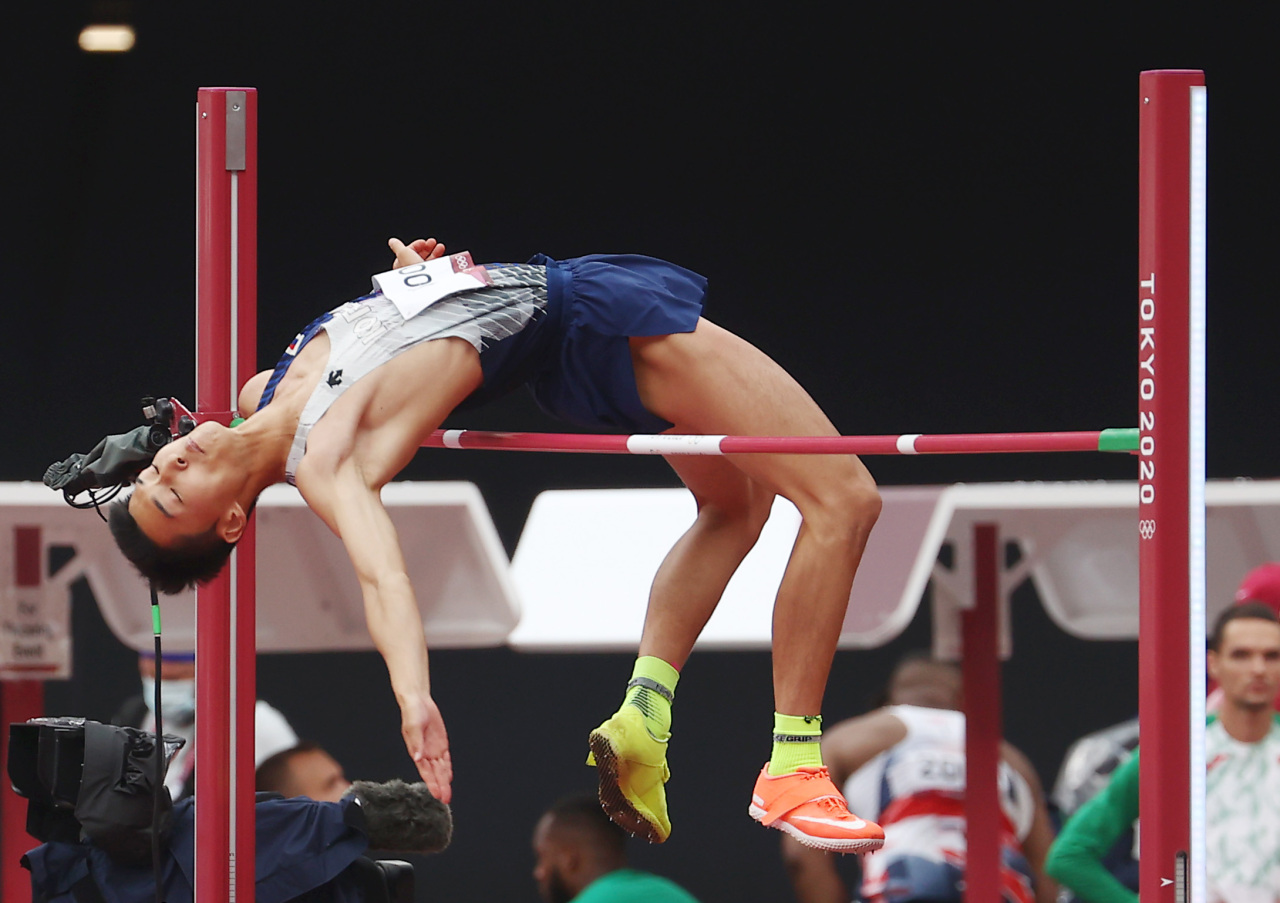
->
[[631, 319, 872, 504], [663, 451, 773, 521]]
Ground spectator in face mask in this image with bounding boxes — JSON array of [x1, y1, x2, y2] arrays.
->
[[111, 650, 298, 800]]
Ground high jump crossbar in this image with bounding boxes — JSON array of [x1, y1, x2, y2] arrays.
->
[[423, 427, 1138, 456]]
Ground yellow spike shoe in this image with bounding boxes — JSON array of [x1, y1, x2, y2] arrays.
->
[[587, 706, 672, 843]]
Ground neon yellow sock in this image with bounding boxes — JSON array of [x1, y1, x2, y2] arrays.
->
[[768, 712, 823, 775], [621, 656, 679, 740]]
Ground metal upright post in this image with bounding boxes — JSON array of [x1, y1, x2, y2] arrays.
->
[[1137, 68, 1207, 903], [962, 523, 1000, 903], [195, 86, 258, 903]]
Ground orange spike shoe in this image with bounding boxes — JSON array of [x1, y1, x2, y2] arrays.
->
[[749, 764, 885, 852]]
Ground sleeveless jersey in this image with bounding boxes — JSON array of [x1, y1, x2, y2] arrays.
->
[[843, 705, 1036, 903], [256, 264, 548, 484], [1205, 717, 1280, 903]]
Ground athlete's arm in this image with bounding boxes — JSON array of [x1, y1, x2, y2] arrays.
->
[[1045, 752, 1140, 903], [1001, 741, 1060, 903], [822, 708, 908, 785], [302, 461, 453, 804]]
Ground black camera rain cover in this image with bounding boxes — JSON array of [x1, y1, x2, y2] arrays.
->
[[73, 721, 176, 867]]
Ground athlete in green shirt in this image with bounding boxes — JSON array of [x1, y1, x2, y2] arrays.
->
[[1047, 601, 1280, 903], [533, 794, 700, 903]]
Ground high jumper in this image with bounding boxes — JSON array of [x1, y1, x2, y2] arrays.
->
[[110, 236, 886, 851]]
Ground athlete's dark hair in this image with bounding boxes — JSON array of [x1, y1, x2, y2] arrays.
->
[[255, 741, 323, 794], [543, 793, 626, 861], [866, 650, 959, 709], [1209, 600, 1280, 652], [108, 498, 235, 594]]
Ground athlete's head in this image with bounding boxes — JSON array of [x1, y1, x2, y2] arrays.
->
[[883, 651, 963, 711], [532, 794, 627, 903], [1208, 601, 1280, 714], [109, 421, 253, 594], [256, 742, 352, 803]]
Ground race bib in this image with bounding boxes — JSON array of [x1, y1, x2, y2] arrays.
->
[[886, 749, 968, 796], [371, 252, 492, 321]]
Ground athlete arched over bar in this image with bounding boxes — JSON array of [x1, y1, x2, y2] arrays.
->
[[109, 238, 885, 851]]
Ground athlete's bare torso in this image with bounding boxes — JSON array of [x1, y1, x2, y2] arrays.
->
[[227, 325, 484, 803], [238, 331, 482, 521]]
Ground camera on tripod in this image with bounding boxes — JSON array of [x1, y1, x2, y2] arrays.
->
[[43, 397, 198, 509], [7, 717, 184, 867]]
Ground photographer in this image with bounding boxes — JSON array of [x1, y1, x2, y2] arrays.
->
[[11, 719, 450, 903]]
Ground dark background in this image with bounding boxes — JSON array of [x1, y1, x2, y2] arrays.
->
[[5, 3, 1278, 900]]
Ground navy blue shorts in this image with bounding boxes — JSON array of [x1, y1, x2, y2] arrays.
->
[[524, 253, 706, 433]]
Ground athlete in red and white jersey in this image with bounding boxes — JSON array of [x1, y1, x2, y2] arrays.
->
[[783, 655, 1057, 903]]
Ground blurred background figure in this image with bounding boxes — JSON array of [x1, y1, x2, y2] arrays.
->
[[1048, 600, 1280, 903], [1207, 562, 1280, 712], [783, 652, 1057, 903], [256, 740, 352, 803], [1049, 718, 1140, 901], [532, 793, 700, 903], [112, 650, 298, 799]]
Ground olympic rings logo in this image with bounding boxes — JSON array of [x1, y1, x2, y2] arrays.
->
[[1139, 520, 1156, 540]]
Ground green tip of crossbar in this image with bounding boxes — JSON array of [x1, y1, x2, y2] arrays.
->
[[1098, 427, 1139, 453], [151, 605, 162, 636]]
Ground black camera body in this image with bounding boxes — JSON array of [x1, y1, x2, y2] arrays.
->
[[43, 396, 198, 507], [7, 717, 183, 867]]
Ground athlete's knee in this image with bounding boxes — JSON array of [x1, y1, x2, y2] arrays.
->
[[691, 484, 775, 546], [802, 472, 881, 545]]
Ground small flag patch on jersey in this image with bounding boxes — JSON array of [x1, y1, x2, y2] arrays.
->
[[286, 332, 305, 356]]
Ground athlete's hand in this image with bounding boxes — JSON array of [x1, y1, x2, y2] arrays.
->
[[388, 237, 447, 269], [401, 694, 453, 804]]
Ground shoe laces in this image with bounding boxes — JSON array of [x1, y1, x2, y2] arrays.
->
[[816, 795, 853, 816], [796, 768, 854, 816]]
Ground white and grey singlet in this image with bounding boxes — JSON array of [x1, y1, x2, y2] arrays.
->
[[259, 264, 548, 484]]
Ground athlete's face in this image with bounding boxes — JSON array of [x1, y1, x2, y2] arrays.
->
[[531, 815, 576, 903], [1209, 617, 1280, 713], [127, 421, 244, 547], [277, 748, 351, 803]]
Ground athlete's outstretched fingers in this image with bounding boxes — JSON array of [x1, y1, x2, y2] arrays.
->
[[409, 238, 447, 260], [388, 237, 425, 268], [416, 752, 454, 806], [402, 694, 454, 804]]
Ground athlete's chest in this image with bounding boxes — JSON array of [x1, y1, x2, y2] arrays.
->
[[297, 336, 482, 482], [1206, 724, 1280, 800]]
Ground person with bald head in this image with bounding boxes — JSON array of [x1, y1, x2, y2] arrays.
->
[[782, 652, 1057, 903], [532, 794, 699, 903], [255, 741, 352, 803]]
